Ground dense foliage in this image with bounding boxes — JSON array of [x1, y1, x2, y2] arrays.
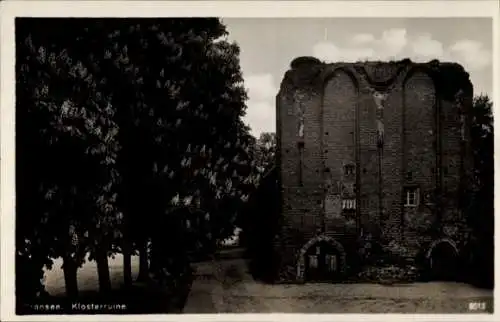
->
[[237, 132, 279, 281], [16, 18, 259, 310], [467, 94, 494, 288], [17, 21, 123, 299]]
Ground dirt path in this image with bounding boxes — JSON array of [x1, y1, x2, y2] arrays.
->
[[183, 257, 494, 313]]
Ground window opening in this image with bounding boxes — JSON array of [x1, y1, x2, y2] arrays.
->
[[404, 187, 419, 206], [298, 143, 304, 186], [344, 164, 355, 176], [342, 199, 356, 210], [325, 254, 338, 272], [308, 255, 318, 268]]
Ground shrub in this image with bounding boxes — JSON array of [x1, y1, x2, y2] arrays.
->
[[357, 264, 418, 285]]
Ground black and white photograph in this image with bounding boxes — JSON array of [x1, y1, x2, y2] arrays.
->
[[0, 0, 498, 320]]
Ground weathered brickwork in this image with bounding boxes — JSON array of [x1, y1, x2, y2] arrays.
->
[[274, 57, 473, 283]]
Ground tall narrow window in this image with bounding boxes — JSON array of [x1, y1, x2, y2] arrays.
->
[[298, 143, 304, 186], [325, 254, 338, 272], [404, 187, 419, 207], [460, 115, 466, 140], [308, 255, 318, 268], [342, 199, 356, 210]]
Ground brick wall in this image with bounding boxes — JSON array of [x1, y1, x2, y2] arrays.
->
[[402, 71, 437, 249], [322, 69, 357, 236], [275, 58, 473, 282], [358, 79, 380, 234]]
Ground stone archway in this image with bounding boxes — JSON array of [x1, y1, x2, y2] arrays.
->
[[296, 235, 346, 282], [426, 238, 460, 281], [426, 238, 459, 259]]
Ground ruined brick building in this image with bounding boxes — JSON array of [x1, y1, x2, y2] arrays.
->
[[274, 57, 474, 283]]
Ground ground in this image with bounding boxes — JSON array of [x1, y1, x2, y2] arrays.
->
[[40, 254, 189, 314], [184, 249, 494, 314], [43, 255, 141, 297], [42, 250, 493, 314]]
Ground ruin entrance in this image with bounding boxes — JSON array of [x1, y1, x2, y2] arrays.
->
[[427, 239, 459, 281], [296, 235, 346, 282], [304, 241, 343, 282]]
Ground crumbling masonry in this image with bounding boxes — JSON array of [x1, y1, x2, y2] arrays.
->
[[274, 57, 474, 283]]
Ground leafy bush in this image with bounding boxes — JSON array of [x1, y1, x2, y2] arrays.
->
[[357, 265, 418, 284], [355, 231, 421, 284]]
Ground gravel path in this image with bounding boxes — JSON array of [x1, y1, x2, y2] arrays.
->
[[183, 258, 494, 313], [43, 254, 494, 314]]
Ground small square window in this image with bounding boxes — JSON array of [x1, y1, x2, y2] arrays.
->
[[404, 187, 419, 207]]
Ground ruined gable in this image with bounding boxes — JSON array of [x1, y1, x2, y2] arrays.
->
[[274, 57, 473, 283]]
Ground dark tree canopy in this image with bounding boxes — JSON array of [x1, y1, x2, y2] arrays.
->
[[16, 18, 261, 305], [466, 94, 494, 288]]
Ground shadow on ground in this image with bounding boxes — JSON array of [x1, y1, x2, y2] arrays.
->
[[18, 255, 192, 315], [17, 281, 192, 315]]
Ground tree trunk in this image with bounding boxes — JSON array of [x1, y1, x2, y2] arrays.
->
[[95, 248, 112, 294], [137, 238, 150, 282], [122, 239, 133, 288], [63, 255, 79, 299], [149, 235, 160, 274]]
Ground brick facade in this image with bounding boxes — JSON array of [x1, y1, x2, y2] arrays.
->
[[274, 57, 474, 283]]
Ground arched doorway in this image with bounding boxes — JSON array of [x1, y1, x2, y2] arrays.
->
[[297, 235, 346, 282], [426, 238, 459, 281], [304, 240, 343, 281]]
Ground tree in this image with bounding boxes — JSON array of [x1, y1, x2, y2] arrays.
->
[[467, 94, 494, 288], [70, 19, 255, 285], [16, 18, 257, 303], [237, 132, 279, 280], [254, 132, 276, 172], [129, 20, 256, 283], [16, 19, 122, 299]]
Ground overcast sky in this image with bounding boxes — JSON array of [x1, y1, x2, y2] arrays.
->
[[222, 18, 493, 137]]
